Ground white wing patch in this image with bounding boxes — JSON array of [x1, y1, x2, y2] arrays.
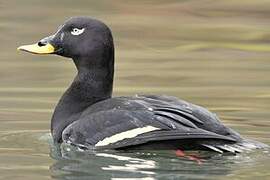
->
[[95, 126, 160, 147]]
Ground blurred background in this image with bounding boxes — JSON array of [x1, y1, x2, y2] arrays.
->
[[0, 0, 269, 179]]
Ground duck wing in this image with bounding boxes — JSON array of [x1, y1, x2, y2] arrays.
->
[[139, 95, 244, 140], [62, 95, 239, 151]]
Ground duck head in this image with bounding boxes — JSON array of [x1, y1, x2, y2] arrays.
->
[[18, 16, 114, 70]]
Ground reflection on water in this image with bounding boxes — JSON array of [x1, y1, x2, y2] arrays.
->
[[49, 142, 269, 180], [51, 144, 158, 179], [0, 0, 270, 179]]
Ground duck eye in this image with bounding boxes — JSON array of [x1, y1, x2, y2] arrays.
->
[[71, 28, 85, 36]]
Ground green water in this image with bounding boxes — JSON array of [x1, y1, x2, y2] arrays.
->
[[0, 0, 270, 179]]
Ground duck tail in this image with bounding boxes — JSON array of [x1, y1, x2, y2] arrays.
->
[[201, 139, 268, 154]]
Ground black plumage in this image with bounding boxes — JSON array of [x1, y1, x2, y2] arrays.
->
[[18, 17, 267, 153]]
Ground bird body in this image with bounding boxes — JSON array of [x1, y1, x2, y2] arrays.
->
[[18, 17, 267, 153], [61, 95, 243, 151]]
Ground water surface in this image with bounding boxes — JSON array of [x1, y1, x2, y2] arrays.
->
[[0, 0, 270, 179]]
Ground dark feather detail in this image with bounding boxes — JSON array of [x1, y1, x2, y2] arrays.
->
[[154, 111, 198, 128], [201, 144, 224, 153], [153, 104, 193, 114], [202, 143, 245, 154], [153, 107, 204, 124], [216, 145, 238, 153]]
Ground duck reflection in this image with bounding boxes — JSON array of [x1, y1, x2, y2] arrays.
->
[[48, 143, 242, 180], [50, 143, 157, 179]]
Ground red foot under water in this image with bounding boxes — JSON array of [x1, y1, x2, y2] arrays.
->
[[175, 149, 203, 165]]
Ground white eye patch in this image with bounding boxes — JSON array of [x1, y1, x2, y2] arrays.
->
[[71, 28, 85, 36]]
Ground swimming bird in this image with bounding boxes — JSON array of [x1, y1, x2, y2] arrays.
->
[[18, 17, 267, 153]]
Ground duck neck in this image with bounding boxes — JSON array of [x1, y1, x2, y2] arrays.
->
[[51, 49, 114, 142], [73, 55, 114, 104]]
